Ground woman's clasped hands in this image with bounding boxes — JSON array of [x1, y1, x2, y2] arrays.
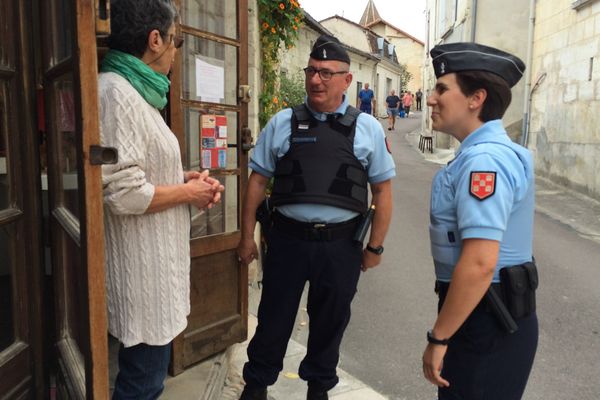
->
[[184, 170, 225, 210]]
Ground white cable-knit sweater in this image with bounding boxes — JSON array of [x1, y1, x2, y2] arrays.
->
[[98, 72, 190, 347]]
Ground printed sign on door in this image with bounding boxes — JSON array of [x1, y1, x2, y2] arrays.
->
[[200, 114, 227, 169]]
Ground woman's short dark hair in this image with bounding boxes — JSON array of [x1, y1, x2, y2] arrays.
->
[[108, 0, 178, 57], [455, 71, 512, 122]]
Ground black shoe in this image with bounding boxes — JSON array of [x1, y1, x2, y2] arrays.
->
[[307, 386, 328, 400], [239, 385, 267, 400], [387, 127, 392, 130]]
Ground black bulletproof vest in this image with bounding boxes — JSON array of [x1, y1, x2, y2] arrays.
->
[[270, 104, 368, 213]]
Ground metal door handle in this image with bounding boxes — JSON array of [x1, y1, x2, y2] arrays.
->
[[241, 126, 254, 152], [96, 0, 110, 35], [89, 145, 118, 165]]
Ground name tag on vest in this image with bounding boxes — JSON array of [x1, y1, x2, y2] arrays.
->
[[292, 137, 317, 143]]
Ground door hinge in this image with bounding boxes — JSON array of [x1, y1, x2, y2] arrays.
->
[[238, 85, 252, 103]]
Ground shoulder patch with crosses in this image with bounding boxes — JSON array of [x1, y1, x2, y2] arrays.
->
[[469, 171, 496, 200]]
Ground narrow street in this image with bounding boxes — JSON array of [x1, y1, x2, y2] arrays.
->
[[338, 111, 440, 400], [335, 112, 600, 400], [238, 111, 600, 400]]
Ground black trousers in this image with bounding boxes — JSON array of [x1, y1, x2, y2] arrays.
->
[[243, 226, 362, 391], [437, 285, 538, 400]]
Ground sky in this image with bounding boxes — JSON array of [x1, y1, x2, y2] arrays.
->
[[298, 0, 427, 42]]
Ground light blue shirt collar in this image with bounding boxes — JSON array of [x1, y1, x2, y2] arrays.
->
[[456, 119, 505, 156], [303, 95, 349, 122]]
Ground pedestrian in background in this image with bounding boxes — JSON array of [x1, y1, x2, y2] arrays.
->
[[237, 34, 395, 400], [385, 89, 401, 130], [358, 82, 375, 115], [402, 90, 413, 117], [415, 88, 423, 111], [422, 42, 538, 400], [99, 0, 224, 398]]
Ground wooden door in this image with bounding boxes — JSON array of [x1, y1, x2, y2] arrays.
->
[[40, 0, 108, 397], [169, 0, 250, 373], [0, 1, 45, 398]]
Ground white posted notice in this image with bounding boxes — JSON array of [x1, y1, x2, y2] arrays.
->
[[195, 56, 224, 103]]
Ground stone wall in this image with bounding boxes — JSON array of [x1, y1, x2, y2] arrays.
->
[[529, 0, 600, 199]]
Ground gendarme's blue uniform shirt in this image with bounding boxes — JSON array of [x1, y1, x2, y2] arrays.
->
[[250, 95, 396, 223], [430, 120, 535, 282]]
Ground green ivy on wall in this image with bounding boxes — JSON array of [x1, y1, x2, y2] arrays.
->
[[280, 72, 305, 109], [257, 0, 304, 127]]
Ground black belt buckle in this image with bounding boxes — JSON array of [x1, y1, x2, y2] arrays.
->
[[307, 223, 332, 241]]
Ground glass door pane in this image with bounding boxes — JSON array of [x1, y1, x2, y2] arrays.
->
[[0, 82, 10, 209], [53, 75, 80, 218], [190, 174, 239, 236], [182, 0, 238, 39], [181, 37, 239, 104], [0, 1, 16, 68], [47, 0, 73, 66], [0, 223, 15, 350]]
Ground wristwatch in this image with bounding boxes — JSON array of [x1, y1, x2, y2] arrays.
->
[[366, 244, 384, 255], [427, 330, 450, 346]]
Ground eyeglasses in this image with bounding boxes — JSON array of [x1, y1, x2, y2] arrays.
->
[[145, 33, 184, 66], [303, 66, 348, 81], [171, 34, 184, 49]]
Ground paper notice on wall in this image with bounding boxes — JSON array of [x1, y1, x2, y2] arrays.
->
[[195, 56, 224, 103]]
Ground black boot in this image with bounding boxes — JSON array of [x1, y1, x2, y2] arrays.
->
[[307, 386, 328, 400], [239, 385, 267, 400]]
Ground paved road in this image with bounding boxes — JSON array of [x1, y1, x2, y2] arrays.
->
[[336, 112, 600, 400], [338, 112, 441, 400]]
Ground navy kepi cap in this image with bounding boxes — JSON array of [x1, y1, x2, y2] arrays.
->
[[430, 42, 525, 87], [310, 34, 350, 64]]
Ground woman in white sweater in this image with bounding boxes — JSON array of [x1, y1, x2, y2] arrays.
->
[[98, 1, 223, 398]]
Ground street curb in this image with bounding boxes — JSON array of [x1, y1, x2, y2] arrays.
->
[[534, 175, 600, 244]]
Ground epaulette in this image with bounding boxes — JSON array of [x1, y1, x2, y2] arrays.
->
[[337, 106, 361, 127]]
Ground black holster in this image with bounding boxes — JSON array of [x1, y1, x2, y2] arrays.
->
[[256, 197, 273, 237], [500, 261, 539, 319]]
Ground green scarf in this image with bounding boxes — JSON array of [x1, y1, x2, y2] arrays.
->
[[101, 49, 170, 109]]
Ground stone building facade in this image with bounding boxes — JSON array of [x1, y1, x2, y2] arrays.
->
[[423, 0, 600, 200], [528, 0, 600, 198], [423, 0, 530, 149]]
